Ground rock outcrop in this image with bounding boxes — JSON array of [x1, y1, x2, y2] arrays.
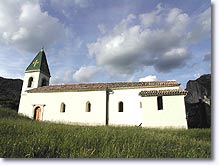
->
[[185, 74, 211, 128], [0, 77, 23, 110]]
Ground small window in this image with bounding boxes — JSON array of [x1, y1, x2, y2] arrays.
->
[[157, 96, 163, 110], [60, 102, 66, 113], [140, 101, 142, 108], [118, 101, 123, 112], [27, 77, 33, 87], [41, 78, 47, 86], [86, 101, 91, 112]]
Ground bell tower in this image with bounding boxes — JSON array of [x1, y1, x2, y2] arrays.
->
[[21, 48, 51, 94]]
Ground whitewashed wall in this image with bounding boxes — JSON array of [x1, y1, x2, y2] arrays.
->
[[18, 93, 32, 117], [18, 85, 187, 128], [141, 95, 187, 128], [108, 88, 142, 126], [27, 91, 106, 125]]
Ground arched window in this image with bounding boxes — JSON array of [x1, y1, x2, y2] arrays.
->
[[27, 77, 33, 87], [86, 101, 91, 112], [157, 96, 163, 110], [41, 78, 47, 86], [118, 101, 123, 112], [60, 102, 66, 113]]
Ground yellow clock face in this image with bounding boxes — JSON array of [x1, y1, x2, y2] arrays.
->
[[33, 59, 39, 67]]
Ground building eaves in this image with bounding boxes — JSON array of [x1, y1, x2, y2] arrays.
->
[[139, 89, 188, 97]]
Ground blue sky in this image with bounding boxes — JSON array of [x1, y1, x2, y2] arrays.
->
[[0, 0, 211, 88]]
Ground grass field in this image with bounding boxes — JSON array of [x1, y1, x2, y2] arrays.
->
[[0, 107, 211, 158]]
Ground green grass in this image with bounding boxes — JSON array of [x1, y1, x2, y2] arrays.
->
[[0, 107, 211, 158]]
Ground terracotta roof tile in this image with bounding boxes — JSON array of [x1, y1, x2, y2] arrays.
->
[[28, 81, 180, 93], [139, 89, 187, 97]]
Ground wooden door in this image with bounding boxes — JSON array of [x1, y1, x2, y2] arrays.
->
[[34, 107, 41, 121]]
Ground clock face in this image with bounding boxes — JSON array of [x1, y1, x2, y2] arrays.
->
[[32, 59, 39, 67]]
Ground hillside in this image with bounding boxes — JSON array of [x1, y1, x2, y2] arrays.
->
[[0, 77, 23, 110], [185, 74, 211, 128], [0, 107, 211, 158]]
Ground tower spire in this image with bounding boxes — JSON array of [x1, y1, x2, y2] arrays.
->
[[25, 48, 50, 77], [20, 49, 51, 94]]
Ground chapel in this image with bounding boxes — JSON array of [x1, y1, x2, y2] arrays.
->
[[18, 49, 188, 128]]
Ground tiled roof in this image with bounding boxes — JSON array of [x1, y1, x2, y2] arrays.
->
[[28, 81, 180, 93], [139, 89, 188, 97]]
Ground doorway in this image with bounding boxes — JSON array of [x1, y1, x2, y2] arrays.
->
[[34, 106, 41, 121]]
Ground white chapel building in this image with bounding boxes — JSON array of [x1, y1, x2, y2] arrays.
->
[[18, 49, 188, 128]]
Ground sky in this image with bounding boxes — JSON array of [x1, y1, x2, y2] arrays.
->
[[0, 0, 211, 88]]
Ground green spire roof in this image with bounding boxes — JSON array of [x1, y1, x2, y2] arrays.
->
[[25, 49, 51, 77]]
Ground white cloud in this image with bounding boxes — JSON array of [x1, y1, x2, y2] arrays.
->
[[197, 7, 211, 32], [97, 24, 107, 34], [72, 0, 89, 8], [154, 48, 189, 72], [51, 0, 89, 9], [139, 3, 163, 28], [139, 75, 157, 82], [87, 5, 210, 77], [48, 0, 90, 21], [194, 73, 201, 79], [113, 14, 136, 34], [0, 0, 66, 52], [187, 7, 211, 43], [73, 66, 101, 83]]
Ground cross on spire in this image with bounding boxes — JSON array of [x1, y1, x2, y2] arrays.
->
[[33, 59, 39, 67]]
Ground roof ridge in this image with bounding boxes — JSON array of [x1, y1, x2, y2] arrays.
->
[[48, 80, 179, 86]]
